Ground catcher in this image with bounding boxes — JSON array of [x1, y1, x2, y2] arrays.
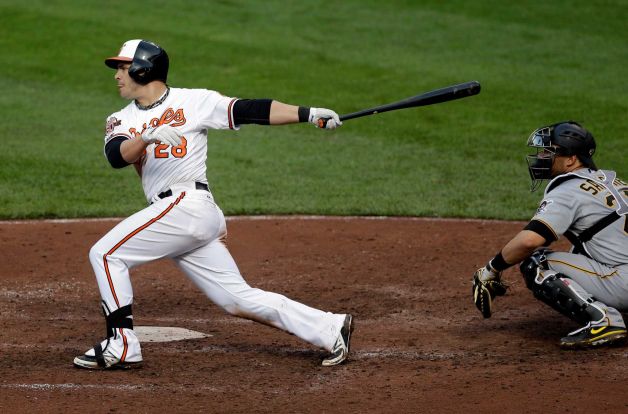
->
[[472, 121, 628, 348]]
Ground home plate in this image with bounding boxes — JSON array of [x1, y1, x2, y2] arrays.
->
[[135, 326, 211, 343]]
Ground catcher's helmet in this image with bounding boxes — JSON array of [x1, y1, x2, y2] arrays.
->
[[526, 121, 597, 191], [105, 39, 169, 84]]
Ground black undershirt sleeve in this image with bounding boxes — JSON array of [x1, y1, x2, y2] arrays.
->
[[523, 219, 556, 245], [233, 99, 273, 125], [104, 137, 131, 169]]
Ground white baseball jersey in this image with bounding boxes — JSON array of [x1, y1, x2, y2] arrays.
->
[[104, 87, 239, 202]]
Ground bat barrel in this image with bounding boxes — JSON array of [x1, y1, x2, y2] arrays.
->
[[339, 81, 481, 122]]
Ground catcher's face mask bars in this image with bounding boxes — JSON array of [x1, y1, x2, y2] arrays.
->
[[526, 126, 557, 192]]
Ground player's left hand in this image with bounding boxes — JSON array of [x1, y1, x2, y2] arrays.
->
[[472, 266, 508, 318], [141, 124, 182, 146], [309, 108, 342, 130]]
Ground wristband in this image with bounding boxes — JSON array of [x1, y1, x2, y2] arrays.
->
[[298, 106, 310, 123], [488, 252, 511, 272]]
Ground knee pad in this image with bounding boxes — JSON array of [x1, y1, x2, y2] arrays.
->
[[520, 249, 550, 289]]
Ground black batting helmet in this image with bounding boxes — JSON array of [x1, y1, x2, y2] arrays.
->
[[105, 39, 169, 85], [526, 121, 598, 191]]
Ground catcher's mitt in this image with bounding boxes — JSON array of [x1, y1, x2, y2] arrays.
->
[[472, 267, 508, 318]]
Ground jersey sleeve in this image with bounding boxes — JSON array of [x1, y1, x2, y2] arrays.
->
[[195, 89, 240, 131], [104, 113, 133, 145], [531, 186, 578, 237]]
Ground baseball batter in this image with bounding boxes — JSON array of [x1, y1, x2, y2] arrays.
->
[[472, 121, 628, 348], [73, 39, 354, 369]]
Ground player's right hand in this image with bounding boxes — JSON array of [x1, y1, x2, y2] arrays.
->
[[309, 108, 342, 130], [141, 124, 182, 146], [472, 266, 508, 319]]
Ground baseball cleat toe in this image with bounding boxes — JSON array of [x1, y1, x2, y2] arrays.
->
[[322, 314, 354, 367], [560, 325, 627, 349], [73, 354, 143, 370]]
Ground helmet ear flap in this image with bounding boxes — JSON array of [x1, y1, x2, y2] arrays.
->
[[128, 61, 153, 85]]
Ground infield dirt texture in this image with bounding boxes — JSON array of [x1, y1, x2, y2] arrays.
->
[[1, 1, 628, 413], [2, 217, 628, 413]]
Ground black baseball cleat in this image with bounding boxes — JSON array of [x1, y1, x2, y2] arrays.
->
[[322, 314, 354, 366], [560, 325, 627, 349]]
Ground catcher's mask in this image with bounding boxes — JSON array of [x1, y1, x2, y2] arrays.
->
[[526, 121, 597, 191], [105, 39, 169, 85]]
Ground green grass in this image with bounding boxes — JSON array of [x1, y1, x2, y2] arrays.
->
[[1, 0, 626, 219]]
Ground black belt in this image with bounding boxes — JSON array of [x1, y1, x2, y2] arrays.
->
[[157, 182, 209, 200]]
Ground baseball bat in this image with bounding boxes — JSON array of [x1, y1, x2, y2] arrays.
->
[[317, 80, 481, 128]]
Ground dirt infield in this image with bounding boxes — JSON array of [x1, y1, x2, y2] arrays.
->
[[1, 217, 627, 413]]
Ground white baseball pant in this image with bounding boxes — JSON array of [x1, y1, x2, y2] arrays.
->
[[87, 183, 345, 361]]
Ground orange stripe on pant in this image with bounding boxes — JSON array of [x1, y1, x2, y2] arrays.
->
[[100, 192, 186, 361], [102, 192, 186, 307], [120, 328, 128, 362]]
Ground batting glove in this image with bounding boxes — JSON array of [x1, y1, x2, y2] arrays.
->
[[141, 124, 182, 146], [472, 265, 508, 319], [309, 108, 342, 130]]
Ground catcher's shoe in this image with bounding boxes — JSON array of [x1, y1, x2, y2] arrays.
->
[[322, 314, 354, 367], [73, 341, 142, 370], [560, 325, 627, 350]]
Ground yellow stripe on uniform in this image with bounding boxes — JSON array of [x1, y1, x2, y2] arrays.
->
[[547, 258, 619, 279]]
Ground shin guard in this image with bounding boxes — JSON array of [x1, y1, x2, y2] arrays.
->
[[527, 271, 605, 325]]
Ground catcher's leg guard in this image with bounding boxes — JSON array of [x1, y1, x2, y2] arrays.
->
[[520, 250, 612, 326], [527, 271, 605, 326], [520, 249, 550, 290], [520, 250, 627, 348]]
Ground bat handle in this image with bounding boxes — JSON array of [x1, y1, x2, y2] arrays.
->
[[317, 117, 331, 128]]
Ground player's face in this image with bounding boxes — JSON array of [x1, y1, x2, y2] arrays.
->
[[115, 63, 140, 100], [550, 154, 577, 176], [536, 147, 565, 178]]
